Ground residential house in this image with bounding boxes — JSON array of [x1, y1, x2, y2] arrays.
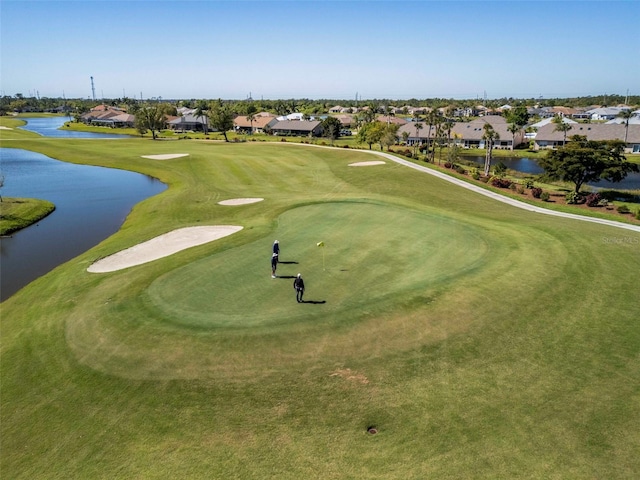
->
[[533, 123, 640, 153], [585, 107, 626, 121], [234, 113, 277, 134], [168, 114, 211, 132], [450, 116, 524, 150], [269, 119, 323, 137], [334, 114, 356, 128], [526, 116, 577, 140], [396, 122, 439, 146], [80, 105, 125, 124], [376, 115, 408, 125], [605, 110, 640, 125]]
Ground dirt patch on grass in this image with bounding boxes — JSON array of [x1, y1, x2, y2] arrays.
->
[[330, 368, 369, 384], [87, 225, 243, 273]]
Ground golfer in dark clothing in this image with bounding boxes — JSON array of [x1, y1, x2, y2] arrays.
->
[[271, 253, 278, 278], [293, 273, 305, 303], [273, 240, 280, 256]]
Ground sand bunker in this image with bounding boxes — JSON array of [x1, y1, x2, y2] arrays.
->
[[349, 161, 386, 167], [0, 126, 13, 130], [87, 226, 243, 273], [218, 198, 264, 206], [141, 153, 190, 160]]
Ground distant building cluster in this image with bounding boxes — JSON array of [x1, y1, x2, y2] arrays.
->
[[77, 102, 640, 153]]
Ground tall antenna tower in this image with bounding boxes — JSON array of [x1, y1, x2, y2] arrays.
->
[[90, 76, 96, 101]]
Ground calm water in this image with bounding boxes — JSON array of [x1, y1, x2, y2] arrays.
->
[[17, 116, 132, 138], [461, 155, 640, 190], [0, 148, 166, 301]]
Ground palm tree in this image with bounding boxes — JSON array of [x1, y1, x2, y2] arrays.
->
[[617, 109, 634, 144], [194, 101, 209, 135], [413, 121, 423, 157], [430, 113, 444, 163], [482, 123, 500, 176], [246, 112, 256, 134], [552, 114, 571, 146], [443, 118, 455, 153], [507, 123, 520, 151]]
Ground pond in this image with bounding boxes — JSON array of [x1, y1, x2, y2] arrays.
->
[[460, 155, 640, 190], [0, 148, 166, 301], [17, 116, 132, 139]]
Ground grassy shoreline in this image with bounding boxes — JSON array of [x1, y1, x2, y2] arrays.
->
[[0, 197, 55, 235]]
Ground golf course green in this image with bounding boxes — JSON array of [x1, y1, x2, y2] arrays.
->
[[1, 129, 639, 478]]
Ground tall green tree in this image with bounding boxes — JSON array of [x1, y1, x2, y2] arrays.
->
[[194, 101, 209, 134], [482, 123, 500, 176], [135, 103, 165, 139], [505, 105, 529, 128], [357, 121, 384, 150], [321, 116, 342, 145], [538, 135, 638, 193], [552, 115, 572, 146], [380, 123, 400, 151], [209, 100, 234, 142], [617, 109, 634, 143]]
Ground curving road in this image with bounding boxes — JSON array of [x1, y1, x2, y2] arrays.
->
[[363, 149, 640, 234]]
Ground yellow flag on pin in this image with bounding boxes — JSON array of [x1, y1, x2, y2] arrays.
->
[[317, 241, 325, 247]]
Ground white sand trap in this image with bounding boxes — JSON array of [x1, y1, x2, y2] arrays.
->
[[141, 153, 190, 160], [349, 161, 386, 167], [88, 226, 243, 273], [218, 197, 264, 206], [0, 126, 13, 130]]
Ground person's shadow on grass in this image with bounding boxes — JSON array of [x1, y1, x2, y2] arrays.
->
[[278, 260, 299, 264], [301, 300, 326, 304], [277, 275, 296, 279]]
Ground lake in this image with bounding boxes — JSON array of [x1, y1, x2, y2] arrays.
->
[[460, 155, 640, 190], [0, 147, 166, 301], [17, 116, 133, 139]]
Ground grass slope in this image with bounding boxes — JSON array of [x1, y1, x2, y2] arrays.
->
[[1, 134, 639, 479], [0, 197, 55, 235]]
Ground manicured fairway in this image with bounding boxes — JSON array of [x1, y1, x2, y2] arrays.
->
[[1, 132, 639, 478]]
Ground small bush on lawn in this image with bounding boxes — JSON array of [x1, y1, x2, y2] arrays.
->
[[540, 192, 550, 202], [525, 179, 535, 189], [491, 177, 513, 188], [586, 193, 602, 207], [531, 187, 543, 198], [455, 165, 466, 174], [636, 209, 640, 220], [444, 162, 453, 168], [517, 186, 525, 194], [471, 169, 480, 180], [566, 191, 582, 204], [617, 205, 630, 214]]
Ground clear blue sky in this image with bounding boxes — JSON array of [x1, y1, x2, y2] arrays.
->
[[1, 0, 638, 101]]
